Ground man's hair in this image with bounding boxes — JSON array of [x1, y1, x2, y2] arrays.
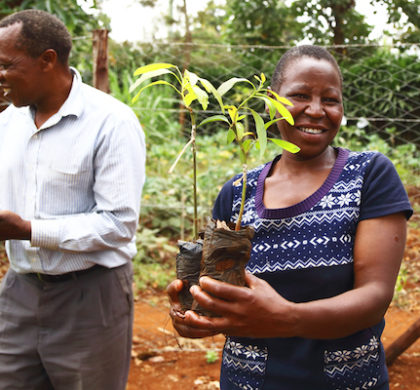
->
[[0, 9, 72, 64], [271, 45, 343, 90]]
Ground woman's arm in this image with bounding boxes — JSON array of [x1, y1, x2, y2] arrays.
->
[[179, 212, 407, 339]]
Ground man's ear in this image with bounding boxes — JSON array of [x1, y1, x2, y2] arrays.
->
[[39, 49, 57, 72]]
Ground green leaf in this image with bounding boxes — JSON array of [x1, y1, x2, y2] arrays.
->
[[269, 138, 300, 153], [267, 99, 277, 120], [249, 108, 266, 158], [236, 122, 245, 141], [261, 94, 294, 125], [264, 117, 285, 130], [198, 115, 230, 128], [131, 80, 178, 103], [199, 78, 225, 113], [185, 69, 199, 86], [129, 68, 174, 93], [261, 73, 266, 83], [183, 85, 197, 107], [242, 139, 253, 154], [133, 63, 176, 76], [268, 90, 293, 107], [217, 77, 252, 97], [192, 85, 209, 110], [227, 128, 236, 144], [227, 106, 237, 122]]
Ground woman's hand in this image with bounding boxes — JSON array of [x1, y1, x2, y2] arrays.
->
[[167, 279, 220, 339], [185, 273, 297, 338]]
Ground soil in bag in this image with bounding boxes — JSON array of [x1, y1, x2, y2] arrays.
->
[[192, 219, 254, 317], [176, 239, 203, 312]]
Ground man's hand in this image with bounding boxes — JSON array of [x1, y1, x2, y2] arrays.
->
[[0, 210, 31, 240]]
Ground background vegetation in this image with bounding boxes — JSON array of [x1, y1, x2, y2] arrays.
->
[[0, 0, 419, 295]]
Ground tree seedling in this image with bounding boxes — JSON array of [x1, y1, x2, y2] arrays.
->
[[198, 73, 299, 230]]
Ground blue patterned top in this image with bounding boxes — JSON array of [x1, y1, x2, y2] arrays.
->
[[212, 148, 412, 390]]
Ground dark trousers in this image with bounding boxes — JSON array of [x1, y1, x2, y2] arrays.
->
[[0, 262, 133, 390]]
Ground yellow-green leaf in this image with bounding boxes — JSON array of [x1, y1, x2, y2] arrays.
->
[[236, 121, 245, 141], [192, 85, 209, 110], [227, 106, 237, 122], [133, 63, 176, 76], [184, 88, 197, 107], [268, 90, 293, 106], [131, 80, 178, 103], [217, 77, 252, 97], [198, 115, 230, 128], [227, 128, 236, 144], [250, 108, 266, 158], [264, 117, 285, 130], [269, 138, 300, 153], [129, 69, 174, 93], [200, 78, 225, 113], [185, 69, 199, 86], [242, 139, 253, 154]]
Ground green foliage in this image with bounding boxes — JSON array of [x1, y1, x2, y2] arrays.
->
[[205, 350, 219, 364], [291, 0, 372, 45], [132, 227, 177, 291], [340, 47, 420, 148], [204, 73, 298, 229], [369, 0, 420, 43]]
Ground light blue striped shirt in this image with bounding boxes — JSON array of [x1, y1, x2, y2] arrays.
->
[[0, 69, 146, 274]]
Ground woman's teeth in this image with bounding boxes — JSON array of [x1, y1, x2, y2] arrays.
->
[[299, 127, 323, 134]]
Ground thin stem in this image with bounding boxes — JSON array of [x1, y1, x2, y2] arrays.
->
[[235, 163, 248, 231], [190, 108, 198, 240]]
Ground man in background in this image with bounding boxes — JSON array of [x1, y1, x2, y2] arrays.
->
[[0, 9, 145, 390]]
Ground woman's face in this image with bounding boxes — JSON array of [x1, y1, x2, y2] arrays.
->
[[274, 56, 343, 160]]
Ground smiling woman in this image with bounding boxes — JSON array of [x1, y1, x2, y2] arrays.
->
[[167, 45, 413, 390]]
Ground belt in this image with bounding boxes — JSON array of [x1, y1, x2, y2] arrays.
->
[[26, 265, 101, 283]]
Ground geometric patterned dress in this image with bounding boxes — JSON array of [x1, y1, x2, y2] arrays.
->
[[213, 148, 412, 390]]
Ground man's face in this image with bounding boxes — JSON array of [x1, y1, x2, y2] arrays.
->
[[0, 23, 43, 107]]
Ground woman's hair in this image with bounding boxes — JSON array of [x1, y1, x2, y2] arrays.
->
[[0, 9, 72, 65], [271, 45, 343, 90]]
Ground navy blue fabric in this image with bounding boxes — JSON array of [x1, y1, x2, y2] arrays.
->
[[213, 148, 411, 390]]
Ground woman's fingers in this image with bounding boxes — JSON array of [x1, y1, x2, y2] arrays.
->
[[166, 279, 184, 305]]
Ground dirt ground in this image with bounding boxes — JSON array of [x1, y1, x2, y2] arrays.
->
[[127, 293, 420, 390]]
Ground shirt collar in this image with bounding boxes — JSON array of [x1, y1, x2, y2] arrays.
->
[[25, 67, 84, 131], [56, 67, 84, 119]]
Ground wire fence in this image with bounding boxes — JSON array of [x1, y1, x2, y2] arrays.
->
[[131, 41, 420, 147], [129, 41, 420, 240]]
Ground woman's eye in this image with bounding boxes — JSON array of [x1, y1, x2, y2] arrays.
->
[[324, 97, 340, 104], [291, 93, 308, 99]]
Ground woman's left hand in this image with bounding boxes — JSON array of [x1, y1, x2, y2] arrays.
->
[[180, 272, 297, 338]]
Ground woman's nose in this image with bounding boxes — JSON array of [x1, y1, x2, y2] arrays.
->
[[305, 98, 324, 118]]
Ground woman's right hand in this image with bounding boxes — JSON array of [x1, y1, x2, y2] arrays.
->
[[167, 279, 221, 339]]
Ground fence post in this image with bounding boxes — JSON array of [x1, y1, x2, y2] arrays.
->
[[92, 29, 110, 93]]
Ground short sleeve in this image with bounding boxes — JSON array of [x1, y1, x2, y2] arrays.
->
[[212, 177, 235, 222], [359, 153, 413, 221]]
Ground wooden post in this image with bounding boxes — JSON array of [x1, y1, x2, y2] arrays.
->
[[385, 316, 420, 366], [92, 29, 110, 93]]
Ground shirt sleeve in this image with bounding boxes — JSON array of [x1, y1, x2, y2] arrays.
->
[[359, 152, 413, 221], [212, 177, 236, 223], [31, 111, 146, 253]]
